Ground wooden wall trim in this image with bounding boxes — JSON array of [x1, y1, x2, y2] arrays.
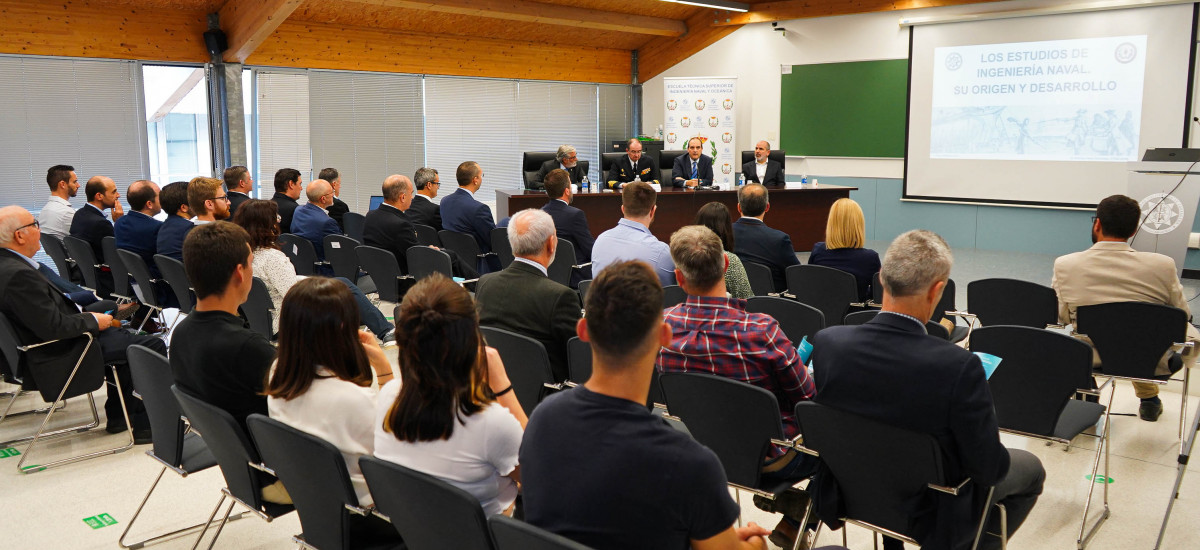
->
[[0, 0, 208, 62], [715, 0, 1010, 25], [637, 9, 742, 82], [350, 0, 688, 37]]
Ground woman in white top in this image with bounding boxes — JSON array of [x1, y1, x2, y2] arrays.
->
[[233, 199, 393, 340], [374, 274, 528, 517]]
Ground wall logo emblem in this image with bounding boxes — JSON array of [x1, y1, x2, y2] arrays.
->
[[1139, 193, 1185, 235], [708, 117, 719, 127], [721, 164, 733, 175], [695, 99, 706, 110], [721, 132, 733, 143], [945, 52, 963, 71], [666, 132, 677, 144], [1115, 42, 1138, 64], [722, 99, 734, 110], [680, 117, 691, 128], [666, 100, 678, 110]]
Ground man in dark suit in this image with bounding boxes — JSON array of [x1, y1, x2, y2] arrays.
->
[[156, 181, 193, 263], [271, 168, 303, 234], [114, 180, 162, 272], [408, 167, 442, 229], [318, 167, 350, 231], [475, 208, 581, 381], [69, 175, 123, 297], [742, 140, 785, 187], [532, 145, 586, 190], [290, 179, 340, 274], [672, 136, 714, 188], [223, 165, 253, 216], [810, 230, 1044, 550], [541, 169, 593, 284], [442, 161, 500, 273], [606, 138, 659, 189], [2, 206, 165, 442], [364, 175, 477, 278], [732, 184, 798, 292]]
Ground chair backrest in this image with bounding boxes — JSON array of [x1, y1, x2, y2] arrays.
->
[[932, 278, 957, 323], [154, 254, 194, 312], [439, 230, 482, 264], [577, 279, 591, 305], [744, 261, 776, 296], [659, 372, 783, 488], [127, 345, 190, 467], [278, 233, 319, 276], [0, 314, 20, 383], [489, 515, 591, 550], [491, 227, 514, 268], [795, 401, 949, 539], [745, 296, 825, 345], [871, 272, 882, 304], [970, 326, 1094, 437], [522, 152, 558, 189], [1076, 302, 1188, 379], [414, 224, 441, 247], [967, 278, 1058, 328], [118, 249, 161, 308], [600, 152, 625, 178], [566, 336, 592, 383], [843, 309, 879, 325], [481, 326, 556, 414], [547, 239, 578, 287], [659, 150, 686, 184], [324, 234, 362, 280], [739, 149, 786, 168], [925, 320, 950, 340], [243, 277, 274, 340], [101, 236, 132, 298], [662, 285, 688, 309], [247, 414, 359, 550], [786, 265, 858, 327], [171, 386, 273, 514], [359, 456, 494, 550], [40, 233, 75, 281], [62, 235, 101, 291], [356, 245, 404, 303], [342, 212, 366, 242], [407, 246, 454, 281]]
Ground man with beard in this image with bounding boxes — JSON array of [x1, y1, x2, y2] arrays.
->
[[69, 175, 124, 296], [188, 177, 231, 224], [532, 144, 586, 190], [40, 164, 82, 239]]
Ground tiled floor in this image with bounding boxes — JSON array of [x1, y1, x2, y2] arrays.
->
[[4, 242, 1200, 549]]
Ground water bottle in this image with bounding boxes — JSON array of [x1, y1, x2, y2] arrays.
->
[[738, 173, 746, 187], [801, 174, 809, 188], [581, 175, 591, 193]]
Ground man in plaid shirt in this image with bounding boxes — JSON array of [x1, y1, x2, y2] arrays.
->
[[656, 225, 816, 548]]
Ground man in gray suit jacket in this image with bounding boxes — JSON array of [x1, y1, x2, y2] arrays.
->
[[475, 208, 581, 381]]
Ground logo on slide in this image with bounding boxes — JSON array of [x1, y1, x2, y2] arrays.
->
[[945, 53, 963, 71], [1139, 193, 1185, 235], [667, 100, 678, 111], [723, 99, 734, 110], [1115, 42, 1138, 64]]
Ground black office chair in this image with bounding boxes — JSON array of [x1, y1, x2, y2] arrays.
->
[[359, 456, 495, 550], [566, 336, 592, 385], [121, 345, 228, 549], [600, 151, 625, 183], [970, 326, 1108, 548], [843, 309, 880, 325], [925, 320, 951, 340], [414, 224, 441, 247], [659, 150, 686, 185], [355, 246, 414, 304], [407, 246, 455, 281], [522, 151, 558, 190], [40, 233, 79, 284], [439, 230, 497, 273], [785, 264, 859, 327], [101, 236, 136, 304], [170, 387, 295, 548], [659, 373, 811, 549], [154, 254, 194, 313], [577, 279, 591, 305], [871, 272, 883, 304], [247, 415, 402, 550], [324, 234, 363, 280], [794, 401, 1004, 550], [242, 277, 274, 340], [62, 235, 103, 294], [745, 296, 825, 345], [343, 212, 366, 242], [933, 278, 968, 343], [739, 149, 787, 168], [744, 261, 777, 296], [488, 515, 592, 550], [548, 239, 590, 289], [279, 233, 325, 276], [662, 285, 688, 309], [481, 326, 559, 413], [118, 249, 167, 333], [967, 278, 1059, 328], [491, 227, 514, 268]]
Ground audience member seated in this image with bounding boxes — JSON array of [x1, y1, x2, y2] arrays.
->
[[1, 206, 164, 444], [733, 184, 798, 292], [317, 167, 350, 231], [363, 175, 477, 279], [658, 225, 815, 547], [672, 136, 715, 189], [188, 176, 231, 224], [235, 199, 393, 342], [290, 179, 339, 275], [155, 181, 193, 262], [223, 165, 253, 216], [542, 169, 594, 267], [265, 277, 395, 506], [476, 209, 581, 382], [521, 260, 770, 549], [39, 164, 79, 239], [695, 201, 752, 299], [114, 180, 163, 275], [591, 181, 675, 285], [532, 144, 585, 190], [69, 175, 122, 297], [808, 198, 880, 302], [271, 168, 303, 234], [811, 230, 1045, 550], [606, 138, 659, 189], [441, 161, 500, 272], [1053, 194, 1200, 422], [407, 167, 442, 229], [374, 274, 527, 516]]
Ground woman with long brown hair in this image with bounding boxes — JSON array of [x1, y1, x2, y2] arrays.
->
[[695, 201, 753, 298], [374, 274, 526, 516]]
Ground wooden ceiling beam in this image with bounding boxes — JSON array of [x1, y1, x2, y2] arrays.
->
[[0, 0, 208, 62], [347, 0, 688, 37], [637, 8, 743, 82], [713, 0, 1010, 25], [219, 0, 305, 63]]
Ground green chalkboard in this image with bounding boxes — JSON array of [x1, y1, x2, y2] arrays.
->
[[780, 59, 909, 158]]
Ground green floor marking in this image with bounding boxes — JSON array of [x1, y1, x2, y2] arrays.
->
[[1085, 474, 1114, 484], [98, 513, 117, 526], [83, 517, 103, 529]]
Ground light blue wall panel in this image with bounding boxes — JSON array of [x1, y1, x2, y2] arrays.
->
[[974, 206, 1092, 256], [870, 179, 978, 248]]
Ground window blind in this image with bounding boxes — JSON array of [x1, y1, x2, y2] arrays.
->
[[255, 70, 311, 200]]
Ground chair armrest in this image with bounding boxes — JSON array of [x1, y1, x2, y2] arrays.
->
[[1045, 323, 1068, 330], [543, 382, 567, 391], [1172, 341, 1195, 353], [458, 278, 479, 286], [247, 461, 276, 476], [572, 262, 592, 269], [929, 477, 972, 496], [371, 509, 392, 523], [17, 332, 94, 352], [477, 252, 498, 259], [770, 434, 820, 457], [344, 503, 372, 516]]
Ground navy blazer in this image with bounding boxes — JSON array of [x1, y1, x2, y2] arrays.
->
[[290, 202, 340, 262], [732, 217, 799, 292], [441, 187, 496, 253], [271, 192, 299, 234], [362, 204, 420, 273], [808, 242, 881, 302], [606, 155, 660, 189], [671, 154, 714, 187], [114, 211, 163, 277], [69, 204, 113, 261], [227, 191, 251, 217], [810, 313, 1009, 549], [542, 199, 594, 263], [407, 195, 442, 230], [156, 215, 195, 262], [742, 159, 785, 187]]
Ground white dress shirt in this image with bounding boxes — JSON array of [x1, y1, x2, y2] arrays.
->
[[38, 196, 75, 238]]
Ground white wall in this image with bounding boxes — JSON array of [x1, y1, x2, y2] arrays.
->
[[641, 0, 1127, 179]]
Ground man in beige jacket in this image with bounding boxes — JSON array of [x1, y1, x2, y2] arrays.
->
[[1053, 194, 1199, 421]]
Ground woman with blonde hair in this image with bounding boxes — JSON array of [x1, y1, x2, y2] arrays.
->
[[808, 198, 880, 301]]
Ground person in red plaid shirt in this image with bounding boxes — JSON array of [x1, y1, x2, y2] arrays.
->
[[656, 224, 817, 549]]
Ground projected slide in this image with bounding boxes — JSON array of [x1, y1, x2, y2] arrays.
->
[[930, 36, 1147, 162]]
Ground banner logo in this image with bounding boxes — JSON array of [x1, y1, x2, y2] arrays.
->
[[1139, 193, 1185, 235], [721, 164, 733, 174], [680, 117, 691, 128], [721, 132, 733, 143], [666, 132, 677, 144], [666, 100, 677, 110], [723, 99, 734, 110], [695, 99, 706, 110], [708, 117, 719, 127]]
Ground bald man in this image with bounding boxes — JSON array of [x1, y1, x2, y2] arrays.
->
[[291, 179, 340, 275], [69, 175, 123, 297], [742, 140, 785, 187], [363, 174, 478, 279]]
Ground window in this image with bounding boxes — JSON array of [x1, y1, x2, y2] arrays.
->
[[143, 65, 211, 185]]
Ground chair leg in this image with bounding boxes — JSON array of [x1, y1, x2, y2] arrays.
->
[[204, 497, 239, 550], [972, 486, 996, 550], [190, 493, 229, 550], [1179, 368, 1190, 454], [0, 390, 64, 424], [0, 393, 98, 448], [733, 488, 743, 528], [1077, 380, 1113, 549], [16, 365, 135, 473], [118, 466, 252, 549]]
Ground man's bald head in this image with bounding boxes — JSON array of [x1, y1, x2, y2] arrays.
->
[[382, 175, 413, 203], [85, 175, 117, 206], [127, 180, 161, 215], [306, 179, 332, 203]]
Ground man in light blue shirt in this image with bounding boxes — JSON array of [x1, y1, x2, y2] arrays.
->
[[591, 181, 675, 285]]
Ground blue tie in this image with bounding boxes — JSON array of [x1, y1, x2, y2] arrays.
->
[[691, 161, 697, 180]]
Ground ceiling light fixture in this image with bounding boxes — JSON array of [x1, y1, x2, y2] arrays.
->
[[662, 0, 750, 13]]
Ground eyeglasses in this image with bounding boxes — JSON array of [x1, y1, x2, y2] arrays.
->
[[14, 220, 39, 233], [212, 195, 230, 202]]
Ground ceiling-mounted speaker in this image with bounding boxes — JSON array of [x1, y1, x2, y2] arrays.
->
[[203, 29, 227, 58]]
